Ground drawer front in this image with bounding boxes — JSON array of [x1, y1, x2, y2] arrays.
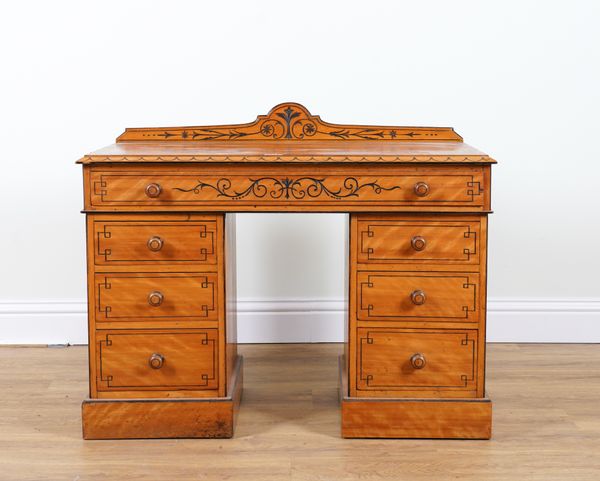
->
[[93, 219, 219, 266], [95, 273, 219, 322], [356, 271, 479, 322], [96, 329, 218, 391], [357, 218, 480, 265], [356, 328, 478, 394], [88, 169, 485, 210]]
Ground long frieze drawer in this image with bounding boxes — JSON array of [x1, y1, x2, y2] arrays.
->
[[94, 273, 219, 322], [96, 329, 218, 392], [93, 218, 219, 266], [356, 271, 480, 322], [87, 168, 486, 210], [356, 328, 478, 395], [356, 217, 481, 266]]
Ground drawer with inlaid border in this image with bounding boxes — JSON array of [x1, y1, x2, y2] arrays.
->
[[91, 216, 220, 266], [355, 271, 480, 323], [355, 215, 483, 266], [95, 329, 219, 395], [355, 328, 479, 398], [84, 164, 488, 212], [93, 272, 220, 323]]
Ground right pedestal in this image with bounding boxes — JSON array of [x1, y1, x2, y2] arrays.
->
[[346, 213, 492, 439]]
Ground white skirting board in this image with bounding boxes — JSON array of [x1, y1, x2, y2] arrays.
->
[[0, 298, 599, 345]]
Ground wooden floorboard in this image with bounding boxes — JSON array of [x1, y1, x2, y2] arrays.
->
[[1, 343, 599, 480]]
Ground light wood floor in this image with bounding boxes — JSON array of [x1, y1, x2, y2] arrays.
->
[[1, 344, 599, 480]]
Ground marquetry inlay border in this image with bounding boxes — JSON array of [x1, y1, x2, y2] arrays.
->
[[357, 272, 479, 321], [95, 273, 217, 321], [93, 220, 217, 265], [358, 220, 479, 264], [79, 154, 494, 164], [88, 171, 485, 209], [357, 329, 477, 391], [97, 330, 218, 390]]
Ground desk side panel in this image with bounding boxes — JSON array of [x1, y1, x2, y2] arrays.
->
[[225, 213, 238, 396]]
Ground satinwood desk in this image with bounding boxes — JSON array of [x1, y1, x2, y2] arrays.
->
[[78, 103, 495, 439]]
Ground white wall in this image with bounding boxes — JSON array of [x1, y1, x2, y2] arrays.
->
[[1, 0, 599, 344]]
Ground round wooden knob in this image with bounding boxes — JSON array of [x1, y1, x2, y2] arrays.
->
[[410, 290, 426, 305], [411, 236, 426, 251], [147, 236, 164, 252], [148, 291, 164, 307], [149, 353, 164, 369], [410, 353, 426, 369], [145, 183, 162, 198], [413, 182, 430, 197]]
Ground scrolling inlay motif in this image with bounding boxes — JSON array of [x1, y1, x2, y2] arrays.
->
[[173, 177, 401, 200], [116, 103, 462, 142]]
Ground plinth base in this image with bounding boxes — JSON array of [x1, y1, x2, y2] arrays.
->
[[82, 356, 243, 440], [339, 356, 492, 439]]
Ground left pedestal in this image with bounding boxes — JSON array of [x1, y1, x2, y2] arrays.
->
[[82, 212, 239, 439]]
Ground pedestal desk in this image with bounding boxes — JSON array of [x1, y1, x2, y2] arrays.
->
[[78, 103, 496, 439]]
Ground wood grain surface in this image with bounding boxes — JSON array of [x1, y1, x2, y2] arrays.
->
[[79, 141, 495, 164], [356, 215, 481, 266], [85, 164, 489, 212], [342, 396, 491, 439], [77, 103, 498, 164], [78, 105, 497, 442], [116, 102, 464, 143], [95, 329, 219, 394], [341, 354, 490, 438], [348, 214, 488, 402], [92, 217, 219, 266], [353, 329, 479, 397], [354, 271, 481, 322], [225, 213, 239, 396], [93, 272, 221, 323], [83, 355, 242, 439], [85, 214, 227, 399], [1, 344, 599, 480]]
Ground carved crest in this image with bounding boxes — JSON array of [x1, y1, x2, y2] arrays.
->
[[117, 103, 462, 142]]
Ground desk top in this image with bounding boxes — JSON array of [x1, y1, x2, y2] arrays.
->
[[78, 103, 495, 165]]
